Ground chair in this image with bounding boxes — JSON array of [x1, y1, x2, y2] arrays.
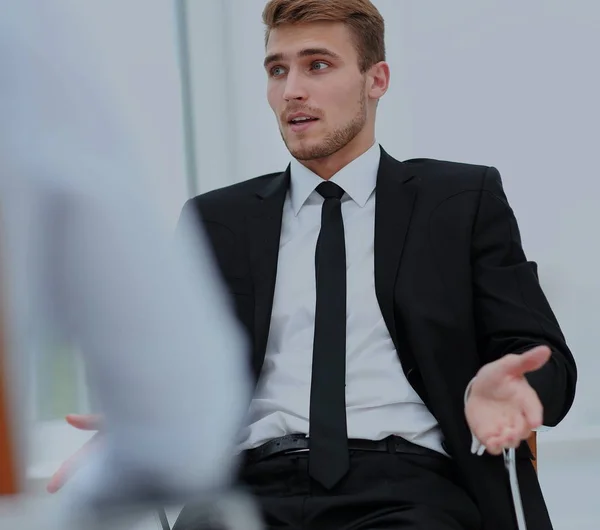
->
[[527, 432, 537, 472], [0, 301, 19, 496]]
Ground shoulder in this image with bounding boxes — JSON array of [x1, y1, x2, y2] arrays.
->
[[393, 156, 515, 223], [381, 149, 506, 204], [402, 157, 494, 191], [379, 149, 511, 214], [182, 171, 283, 218]]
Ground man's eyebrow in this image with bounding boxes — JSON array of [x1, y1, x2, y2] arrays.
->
[[264, 52, 284, 68], [263, 48, 341, 68]]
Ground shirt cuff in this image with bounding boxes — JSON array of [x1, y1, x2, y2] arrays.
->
[[464, 378, 486, 455]]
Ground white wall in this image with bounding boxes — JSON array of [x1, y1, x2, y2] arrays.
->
[[184, 1, 600, 528], [62, 0, 190, 227]]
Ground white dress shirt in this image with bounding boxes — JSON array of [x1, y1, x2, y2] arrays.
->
[[240, 142, 445, 455], [0, 2, 250, 526]]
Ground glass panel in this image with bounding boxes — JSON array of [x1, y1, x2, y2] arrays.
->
[[33, 344, 88, 421]]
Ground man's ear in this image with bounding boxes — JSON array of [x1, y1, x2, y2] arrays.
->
[[367, 61, 390, 101]]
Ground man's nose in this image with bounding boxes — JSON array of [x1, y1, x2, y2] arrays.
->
[[283, 70, 308, 101]]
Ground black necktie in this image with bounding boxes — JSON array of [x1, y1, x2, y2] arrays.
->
[[308, 181, 349, 489]]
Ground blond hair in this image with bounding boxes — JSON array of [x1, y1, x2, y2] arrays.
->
[[262, 0, 386, 72]]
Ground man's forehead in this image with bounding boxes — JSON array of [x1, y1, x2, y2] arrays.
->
[[266, 22, 353, 57]]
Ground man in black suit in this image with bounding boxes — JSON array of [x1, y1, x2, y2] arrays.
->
[[50, 0, 576, 528], [176, 0, 577, 529]]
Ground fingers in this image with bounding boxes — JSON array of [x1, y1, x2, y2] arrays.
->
[[482, 439, 504, 456], [65, 413, 102, 431], [46, 433, 99, 493], [46, 461, 72, 494], [476, 413, 530, 456], [472, 423, 504, 455], [503, 413, 528, 447]]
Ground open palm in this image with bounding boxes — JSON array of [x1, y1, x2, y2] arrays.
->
[[465, 346, 551, 455]]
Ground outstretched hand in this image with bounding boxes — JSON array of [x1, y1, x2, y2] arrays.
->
[[465, 345, 551, 455]]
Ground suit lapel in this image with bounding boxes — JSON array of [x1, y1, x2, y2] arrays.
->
[[374, 148, 418, 349], [246, 167, 290, 376], [245, 151, 416, 377]]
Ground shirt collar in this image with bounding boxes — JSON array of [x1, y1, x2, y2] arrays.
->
[[289, 142, 381, 216]]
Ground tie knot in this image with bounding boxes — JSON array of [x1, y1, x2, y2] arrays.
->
[[316, 181, 345, 201]]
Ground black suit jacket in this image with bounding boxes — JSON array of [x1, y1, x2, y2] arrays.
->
[[181, 147, 577, 530]]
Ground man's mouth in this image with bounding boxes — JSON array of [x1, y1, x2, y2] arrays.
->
[[288, 116, 319, 124], [287, 114, 319, 132]]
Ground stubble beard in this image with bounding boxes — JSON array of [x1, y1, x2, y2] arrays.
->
[[281, 86, 367, 162]]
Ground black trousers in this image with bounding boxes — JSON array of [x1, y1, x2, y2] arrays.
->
[[239, 447, 482, 530]]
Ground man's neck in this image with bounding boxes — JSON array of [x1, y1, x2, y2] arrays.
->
[[299, 138, 376, 180]]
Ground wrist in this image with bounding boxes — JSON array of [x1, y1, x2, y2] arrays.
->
[[464, 376, 477, 406]]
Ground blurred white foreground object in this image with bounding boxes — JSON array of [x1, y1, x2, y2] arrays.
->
[[0, 1, 254, 528]]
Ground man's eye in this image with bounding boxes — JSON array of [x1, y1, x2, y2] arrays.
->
[[270, 66, 286, 77], [312, 61, 329, 71]]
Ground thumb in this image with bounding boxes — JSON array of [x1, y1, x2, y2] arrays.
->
[[504, 345, 551, 376], [66, 414, 103, 431]]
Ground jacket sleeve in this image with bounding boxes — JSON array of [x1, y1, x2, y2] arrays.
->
[[471, 166, 577, 426]]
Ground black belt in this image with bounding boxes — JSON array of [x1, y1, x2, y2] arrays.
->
[[245, 433, 442, 465]]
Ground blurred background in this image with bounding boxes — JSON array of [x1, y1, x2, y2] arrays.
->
[[8, 1, 599, 529]]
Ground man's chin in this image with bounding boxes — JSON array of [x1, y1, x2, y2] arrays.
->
[[286, 140, 325, 161]]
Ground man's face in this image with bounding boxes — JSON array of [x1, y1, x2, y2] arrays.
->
[[265, 22, 369, 161]]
